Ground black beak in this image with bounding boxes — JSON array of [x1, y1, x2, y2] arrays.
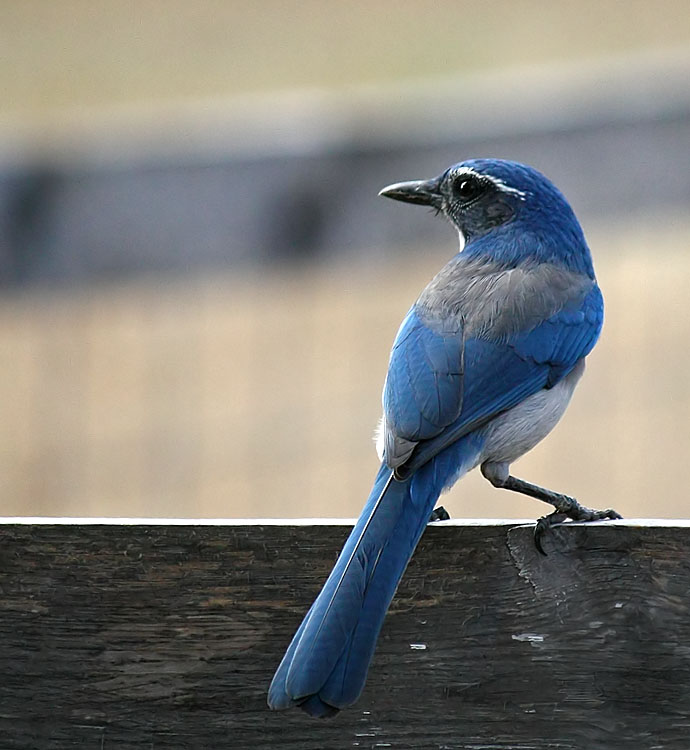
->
[[379, 176, 443, 208]]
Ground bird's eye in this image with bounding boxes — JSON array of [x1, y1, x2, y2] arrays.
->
[[453, 176, 484, 202]]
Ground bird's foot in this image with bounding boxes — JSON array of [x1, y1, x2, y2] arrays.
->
[[533, 495, 622, 555], [429, 505, 450, 522]]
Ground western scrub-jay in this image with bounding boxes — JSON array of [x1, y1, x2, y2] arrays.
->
[[268, 158, 620, 718]]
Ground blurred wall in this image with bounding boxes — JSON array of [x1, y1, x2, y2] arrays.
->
[[2, 49, 690, 285], [2, 219, 690, 520], [2, 2, 690, 519]]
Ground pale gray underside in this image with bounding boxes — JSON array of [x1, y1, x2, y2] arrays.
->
[[478, 357, 585, 471]]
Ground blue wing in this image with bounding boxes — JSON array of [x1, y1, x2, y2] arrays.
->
[[383, 285, 603, 473], [383, 307, 464, 441]]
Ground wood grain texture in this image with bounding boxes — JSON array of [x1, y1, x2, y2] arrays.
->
[[1, 520, 689, 749]]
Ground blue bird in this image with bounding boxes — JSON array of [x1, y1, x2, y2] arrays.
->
[[268, 158, 621, 718]]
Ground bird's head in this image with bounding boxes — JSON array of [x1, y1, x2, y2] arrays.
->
[[379, 158, 581, 250]]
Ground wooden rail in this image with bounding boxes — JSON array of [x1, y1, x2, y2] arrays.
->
[[1, 518, 688, 749]]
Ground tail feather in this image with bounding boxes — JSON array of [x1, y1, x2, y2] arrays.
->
[[268, 439, 481, 716]]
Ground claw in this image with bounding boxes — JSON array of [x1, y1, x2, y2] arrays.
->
[[429, 505, 450, 522], [532, 503, 622, 554], [534, 519, 548, 556], [533, 511, 568, 555], [534, 528, 547, 556]]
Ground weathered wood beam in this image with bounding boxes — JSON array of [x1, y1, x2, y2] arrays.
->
[[0, 518, 688, 749]]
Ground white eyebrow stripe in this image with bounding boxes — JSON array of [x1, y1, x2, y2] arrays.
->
[[452, 166, 528, 200], [489, 176, 528, 199]]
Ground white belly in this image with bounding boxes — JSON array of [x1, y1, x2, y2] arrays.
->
[[375, 358, 585, 477], [478, 358, 585, 466]]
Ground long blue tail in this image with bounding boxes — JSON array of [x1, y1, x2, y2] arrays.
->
[[268, 441, 480, 717]]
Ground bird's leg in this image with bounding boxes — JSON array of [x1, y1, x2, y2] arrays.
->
[[501, 476, 622, 554], [481, 462, 621, 555], [429, 506, 450, 522]]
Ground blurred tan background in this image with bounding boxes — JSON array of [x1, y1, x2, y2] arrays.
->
[[2, 1, 690, 519]]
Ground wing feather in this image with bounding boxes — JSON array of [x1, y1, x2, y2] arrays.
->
[[381, 264, 603, 473]]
